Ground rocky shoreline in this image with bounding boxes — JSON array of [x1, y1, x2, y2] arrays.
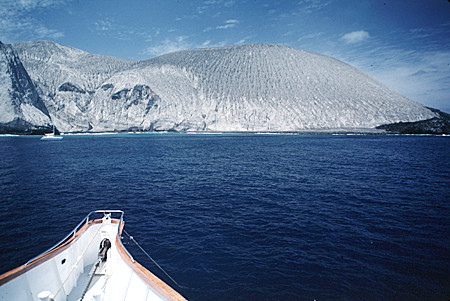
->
[[376, 108, 449, 135]]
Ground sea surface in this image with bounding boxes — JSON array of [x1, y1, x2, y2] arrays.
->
[[0, 133, 448, 300]]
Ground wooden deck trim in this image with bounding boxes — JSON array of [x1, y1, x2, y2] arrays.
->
[[116, 222, 187, 301], [0, 218, 117, 286]]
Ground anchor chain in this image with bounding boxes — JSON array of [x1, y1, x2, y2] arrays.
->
[[80, 238, 111, 300]]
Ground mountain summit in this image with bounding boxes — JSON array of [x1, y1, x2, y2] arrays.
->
[[0, 41, 437, 133]]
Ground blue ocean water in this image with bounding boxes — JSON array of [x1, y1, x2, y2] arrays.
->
[[0, 134, 448, 300]]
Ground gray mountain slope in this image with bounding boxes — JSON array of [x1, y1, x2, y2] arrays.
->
[[129, 44, 435, 131], [2, 41, 437, 133], [0, 42, 51, 133], [12, 41, 134, 132]]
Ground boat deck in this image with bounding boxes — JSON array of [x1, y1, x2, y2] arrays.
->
[[0, 211, 187, 301], [66, 263, 98, 301]]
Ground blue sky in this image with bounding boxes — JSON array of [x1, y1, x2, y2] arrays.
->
[[1, 0, 449, 112]]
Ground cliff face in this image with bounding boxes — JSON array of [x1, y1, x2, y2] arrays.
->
[[0, 41, 437, 133], [0, 42, 51, 133], [11, 41, 134, 132]]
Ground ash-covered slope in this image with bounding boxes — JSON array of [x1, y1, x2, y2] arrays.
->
[[125, 44, 434, 131], [0, 42, 51, 133], [12, 41, 134, 132], [2, 41, 437, 133]]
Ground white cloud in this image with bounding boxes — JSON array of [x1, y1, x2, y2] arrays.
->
[[35, 25, 64, 39], [197, 0, 235, 14], [144, 36, 191, 57], [201, 40, 212, 47], [216, 24, 234, 29], [224, 0, 235, 7], [297, 0, 331, 14], [216, 19, 239, 30], [200, 40, 227, 48], [0, 0, 66, 42], [92, 18, 160, 43], [94, 20, 113, 32], [297, 32, 324, 42], [341, 30, 370, 44], [236, 36, 251, 44], [144, 36, 232, 57]]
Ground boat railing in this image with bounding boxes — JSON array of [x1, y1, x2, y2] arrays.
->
[[25, 210, 134, 265]]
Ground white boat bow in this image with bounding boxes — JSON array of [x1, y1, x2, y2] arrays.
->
[[0, 210, 187, 301]]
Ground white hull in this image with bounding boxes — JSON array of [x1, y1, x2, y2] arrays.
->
[[40, 134, 63, 140], [0, 211, 186, 301]]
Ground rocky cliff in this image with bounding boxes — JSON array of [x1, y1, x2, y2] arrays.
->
[[0, 42, 51, 133]]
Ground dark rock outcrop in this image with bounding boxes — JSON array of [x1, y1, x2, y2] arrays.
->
[[58, 82, 85, 93], [377, 108, 449, 134]]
